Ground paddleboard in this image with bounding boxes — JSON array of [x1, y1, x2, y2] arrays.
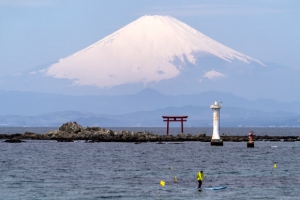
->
[[203, 186, 227, 190], [186, 186, 227, 191]]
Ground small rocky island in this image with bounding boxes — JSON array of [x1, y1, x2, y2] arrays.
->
[[1, 122, 300, 143]]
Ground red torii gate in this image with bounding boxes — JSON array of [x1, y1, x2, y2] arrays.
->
[[162, 116, 188, 136]]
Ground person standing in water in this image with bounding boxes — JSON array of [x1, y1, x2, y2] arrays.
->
[[196, 170, 206, 191]]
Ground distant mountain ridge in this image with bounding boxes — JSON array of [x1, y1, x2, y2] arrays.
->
[[2, 88, 300, 115], [0, 89, 300, 127], [0, 106, 299, 127], [0, 88, 300, 116]]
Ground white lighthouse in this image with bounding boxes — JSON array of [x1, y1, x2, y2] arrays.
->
[[210, 101, 223, 146]]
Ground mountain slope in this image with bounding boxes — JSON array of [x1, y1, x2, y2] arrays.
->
[[46, 15, 263, 88]]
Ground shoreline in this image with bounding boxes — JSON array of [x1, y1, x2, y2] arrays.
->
[[1, 122, 299, 143], [1, 133, 299, 143]]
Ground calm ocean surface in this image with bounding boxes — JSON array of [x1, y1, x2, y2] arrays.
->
[[1, 127, 300, 199]]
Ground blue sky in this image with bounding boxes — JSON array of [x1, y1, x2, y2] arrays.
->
[[0, 0, 299, 76]]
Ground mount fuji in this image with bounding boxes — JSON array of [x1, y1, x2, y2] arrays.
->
[[0, 15, 298, 100], [46, 15, 264, 88]]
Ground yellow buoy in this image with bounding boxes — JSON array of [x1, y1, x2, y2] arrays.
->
[[160, 180, 165, 187]]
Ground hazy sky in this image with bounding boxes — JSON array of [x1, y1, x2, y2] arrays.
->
[[0, 0, 299, 76]]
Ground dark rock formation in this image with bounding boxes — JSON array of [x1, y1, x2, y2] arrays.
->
[[59, 122, 83, 133], [0, 134, 9, 139], [5, 138, 25, 143], [56, 138, 74, 142]]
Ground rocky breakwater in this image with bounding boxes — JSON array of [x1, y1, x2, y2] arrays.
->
[[1, 122, 300, 142], [0, 122, 207, 142], [0, 132, 48, 142], [43, 122, 208, 142]]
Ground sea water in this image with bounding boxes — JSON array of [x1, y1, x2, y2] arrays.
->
[[0, 127, 300, 200]]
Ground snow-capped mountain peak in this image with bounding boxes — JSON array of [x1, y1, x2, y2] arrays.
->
[[46, 15, 264, 88]]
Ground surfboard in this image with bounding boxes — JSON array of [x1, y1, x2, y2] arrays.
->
[[203, 186, 227, 190]]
